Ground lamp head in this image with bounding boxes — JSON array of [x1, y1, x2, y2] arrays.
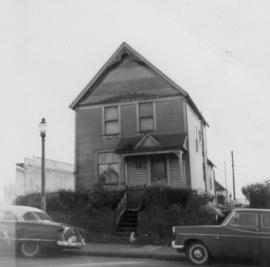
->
[[39, 118, 47, 137]]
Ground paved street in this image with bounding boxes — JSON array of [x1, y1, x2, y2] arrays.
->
[[0, 254, 259, 267]]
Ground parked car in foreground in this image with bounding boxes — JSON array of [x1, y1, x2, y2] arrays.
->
[[172, 208, 270, 265], [0, 205, 86, 257]]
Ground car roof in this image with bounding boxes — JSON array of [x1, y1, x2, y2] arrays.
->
[[0, 205, 45, 220], [234, 208, 270, 213]]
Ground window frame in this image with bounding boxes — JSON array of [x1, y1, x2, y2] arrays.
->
[[96, 151, 122, 186], [102, 105, 121, 136], [229, 212, 258, 228], [261, 213, 270, 228], [137, 102, 156, 133]]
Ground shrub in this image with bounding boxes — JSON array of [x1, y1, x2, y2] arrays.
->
[[242, 183, 270, 208], [14, 187, 124, 233], [137, 186, 216, 245]]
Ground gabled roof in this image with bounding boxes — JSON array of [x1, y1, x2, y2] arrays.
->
[[207, 159, 216, 168], [215, 180, 226, 191], [69, 42, 208, 126], [115, 133, 187, 154]]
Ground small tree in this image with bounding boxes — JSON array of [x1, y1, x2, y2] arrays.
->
[[242, 182, 270, 208]]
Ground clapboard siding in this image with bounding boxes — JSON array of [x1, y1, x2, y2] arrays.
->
[[156, 98, 185, 134], [169, 154, 184, 187], [76, 107, 121, 189], [75, 97, 187, 190], [127, 157, 148, 185], [121, 103, 137, 137]]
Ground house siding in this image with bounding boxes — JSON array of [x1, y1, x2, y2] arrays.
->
[[169, 154, 182, 187], [186, 103, 206, 192], [126, 157, 148, 185], [76, 96, 189, 190], [156, 98, 186, 134]]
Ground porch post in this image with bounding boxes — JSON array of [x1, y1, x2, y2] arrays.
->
[[119, 156, 125, 187], [177, 150, 185, 186]]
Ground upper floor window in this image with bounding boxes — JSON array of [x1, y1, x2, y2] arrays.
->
[[104, 106, 120, 135], [138, 102, 155, 132]]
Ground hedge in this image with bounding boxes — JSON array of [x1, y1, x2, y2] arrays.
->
[[15, 186, 217, 245]]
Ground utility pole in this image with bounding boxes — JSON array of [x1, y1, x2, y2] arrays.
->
[[231, 150, 236, 201], [224, 161, 228, 204]]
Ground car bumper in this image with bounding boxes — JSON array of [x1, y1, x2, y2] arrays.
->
[[171, 240, 184, 251], [57, 238, 86, 248]]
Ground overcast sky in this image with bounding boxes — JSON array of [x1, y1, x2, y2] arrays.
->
[[1, 0, 270, 201]]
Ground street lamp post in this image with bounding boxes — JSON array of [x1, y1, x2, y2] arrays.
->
[[39, 118, 47, 211]]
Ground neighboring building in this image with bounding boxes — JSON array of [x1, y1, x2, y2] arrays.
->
[[16, 156, 74, 196], [214, 180, 228, 205], [70, 42, 214, 194]]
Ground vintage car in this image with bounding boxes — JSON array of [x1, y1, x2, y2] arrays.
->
[[0, 205, 86, 257], [172, 208, 270, 265]]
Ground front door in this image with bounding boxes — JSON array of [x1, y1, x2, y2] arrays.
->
[[150, 155, 167, 184]]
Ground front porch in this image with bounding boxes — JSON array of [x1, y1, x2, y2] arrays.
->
[[116, 133, 189, 188]]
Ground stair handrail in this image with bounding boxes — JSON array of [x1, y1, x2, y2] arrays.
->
[[127, 184, 146, 210], [114, 189, 128, 227]]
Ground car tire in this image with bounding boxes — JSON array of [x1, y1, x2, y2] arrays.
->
[[20, 241, 40, 258], [187, 242, 209, 265]]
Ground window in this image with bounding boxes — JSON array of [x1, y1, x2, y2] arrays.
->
[[262, 214, 270, 228], [230, 212, 257, 227], [138, 102, 155, 132], [104, 106, 120, 135], [98, 152, 120, 185]]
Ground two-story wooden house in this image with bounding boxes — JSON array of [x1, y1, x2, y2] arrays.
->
[[70, 42, 214, 195]]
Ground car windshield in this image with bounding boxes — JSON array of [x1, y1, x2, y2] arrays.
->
[[221, 210, 236, 226], [23, 211, 52, 221]]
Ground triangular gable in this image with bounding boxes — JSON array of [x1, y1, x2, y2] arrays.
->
[[69, 42, 187, 108], [134, 135, 161, 150], [69, 42, 208, 126]]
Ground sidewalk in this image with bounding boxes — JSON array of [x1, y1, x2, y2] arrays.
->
[[76, 243, 185, 261]]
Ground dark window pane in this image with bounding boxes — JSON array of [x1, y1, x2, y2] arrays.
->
[[140, 118, 154, 131], [139, 103, 153, 117], [262, 214, 270, 227], [230, 213, 257, 227], [99, 164, 119, 185], [105, 121, 119, 135], [23, 212, 40, 221], [105, 107, 118, 121]]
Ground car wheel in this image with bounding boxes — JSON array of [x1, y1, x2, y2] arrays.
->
[[187, 242, 209, 265], [20, 241, 40, 257]]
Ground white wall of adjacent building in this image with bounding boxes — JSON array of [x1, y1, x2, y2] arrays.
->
[[15, 156, 74, 198], [186, 103, 206, 193]]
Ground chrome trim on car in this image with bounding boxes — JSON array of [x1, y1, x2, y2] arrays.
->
[[171, 240, 184, 249], [57, 238, 86, 247]]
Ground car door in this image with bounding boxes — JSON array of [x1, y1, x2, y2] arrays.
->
[[220, 211, 260, 259], [260, 212, 270, 262]]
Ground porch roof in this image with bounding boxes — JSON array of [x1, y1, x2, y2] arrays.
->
[[115, 133, 187, 155]]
